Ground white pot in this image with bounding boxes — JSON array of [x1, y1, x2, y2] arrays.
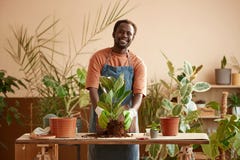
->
[[232, 107, 240, 116]]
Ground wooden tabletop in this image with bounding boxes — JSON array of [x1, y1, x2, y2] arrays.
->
[[16, 133, 209, 145]]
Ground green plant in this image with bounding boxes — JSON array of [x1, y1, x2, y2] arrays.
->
[[230, 56, 240, 73], [0, 70, 26, 126], [41, 68, 89, 117], [5, 0, 134, 123], [157, 53, 210, 118], [228, 93, 240, 108], [145, 53, 210, 160], [97, 74, 132, 131], [221, 56, 227, 69], [201, 115, 240, 160], [6, 0, 134, 97], [150, 121, 159, 131], [139, 81, 163, 132]]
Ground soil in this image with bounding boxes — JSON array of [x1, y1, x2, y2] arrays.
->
[[87, 120, 130, 138]]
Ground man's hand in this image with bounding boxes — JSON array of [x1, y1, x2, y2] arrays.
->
[[95, 106, 109, 129], [123, 108, 137, 130]]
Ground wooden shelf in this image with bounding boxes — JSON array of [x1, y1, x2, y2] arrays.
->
[[210, 84, 240, 89]]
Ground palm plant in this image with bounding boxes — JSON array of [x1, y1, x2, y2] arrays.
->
[[5, 0, 134, 97], [5, 0, 135, 121]]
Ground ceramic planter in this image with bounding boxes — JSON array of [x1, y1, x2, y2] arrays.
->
[[232, 107, 240, 116], [160, 117, 179, 136], [232, 73, 240, 85], [215, 68, 231, 85], [150, 129, 159, 138], [50, 117, 77, 138]]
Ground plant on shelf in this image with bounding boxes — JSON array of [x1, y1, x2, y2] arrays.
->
[[228, 93, 240, 116], [221, 56, 227, 69], [230, 56, 240, 85], [201, 115, 240, 160], [145, 53, 210, 159], [215, 55, 232, 85], [96, 74, 132, 137]]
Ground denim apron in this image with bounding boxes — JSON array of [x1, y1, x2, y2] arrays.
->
[[89, 51, 139, 160]]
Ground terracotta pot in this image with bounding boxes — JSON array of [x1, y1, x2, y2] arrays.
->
[[160, 117, 179, 136], [50, 117, 77, 138], [232, 73, 240, 85]]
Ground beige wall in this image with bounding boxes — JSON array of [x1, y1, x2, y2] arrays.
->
[[1, 0, 240, 96]]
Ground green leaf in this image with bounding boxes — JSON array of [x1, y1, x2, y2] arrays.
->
[[192, 82, 210, 92], [183, 61, 193, 76], [172, 104, 182, 116]]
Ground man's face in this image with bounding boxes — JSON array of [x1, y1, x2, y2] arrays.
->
[[113, 23, 135, 49]]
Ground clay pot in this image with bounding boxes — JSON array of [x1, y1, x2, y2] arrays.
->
[[232, 73, 240, 85], [160, 117, 179, 136], [50, 117, 77, 138]]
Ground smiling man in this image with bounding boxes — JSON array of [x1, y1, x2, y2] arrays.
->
[[86, 19, 147, 160]]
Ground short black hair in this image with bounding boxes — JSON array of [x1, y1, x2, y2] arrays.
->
[[113, 19, 137, 37]]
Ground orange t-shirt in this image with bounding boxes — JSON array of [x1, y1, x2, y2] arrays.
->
[[86, 48, 147, 96]]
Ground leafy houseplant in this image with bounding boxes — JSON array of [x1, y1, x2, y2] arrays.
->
[[97, 74, 132, 137], [42, 68, 90, 137], [230, 56, 240, 85], [150, 121, 159, 138], [145, 54, 210, 160], [202, 115, 240, 160], [215, 56, 232, 85], [0, 70, 26, 126], [139, 81, 163, 132], [157, 53, 210, 134], [5, 0, 134, 128], [0, 70, 26, 149], [228, 93, 240, 116]]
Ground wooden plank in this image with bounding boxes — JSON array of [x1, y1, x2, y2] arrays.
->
[[16, 133, 209, 145]]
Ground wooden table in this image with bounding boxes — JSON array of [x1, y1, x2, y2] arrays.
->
[[15, 133, 209, 160]]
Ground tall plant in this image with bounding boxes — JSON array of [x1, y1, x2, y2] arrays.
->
[[5, 0, 135, 97]]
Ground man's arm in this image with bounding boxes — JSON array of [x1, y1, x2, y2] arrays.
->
[[88, 87, 99, 108], [132, 93, 143, 111]]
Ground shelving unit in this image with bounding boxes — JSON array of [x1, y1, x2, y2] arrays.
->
[[194, 84, 240, 134], [194, 84, 240, 108]]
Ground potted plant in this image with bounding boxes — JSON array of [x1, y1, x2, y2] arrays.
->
[[228, 93, 240, 116], [215, 56, 232, 85], [195, 99, 206, 108], [150, 121, 159, 138], [157, 53, 210, 136], [4, 0, 134, 129], [96, 74, 132, 137], [145, 54, 210, 160], [42, 68, 90, 138], [230, 56, 240, 85]]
